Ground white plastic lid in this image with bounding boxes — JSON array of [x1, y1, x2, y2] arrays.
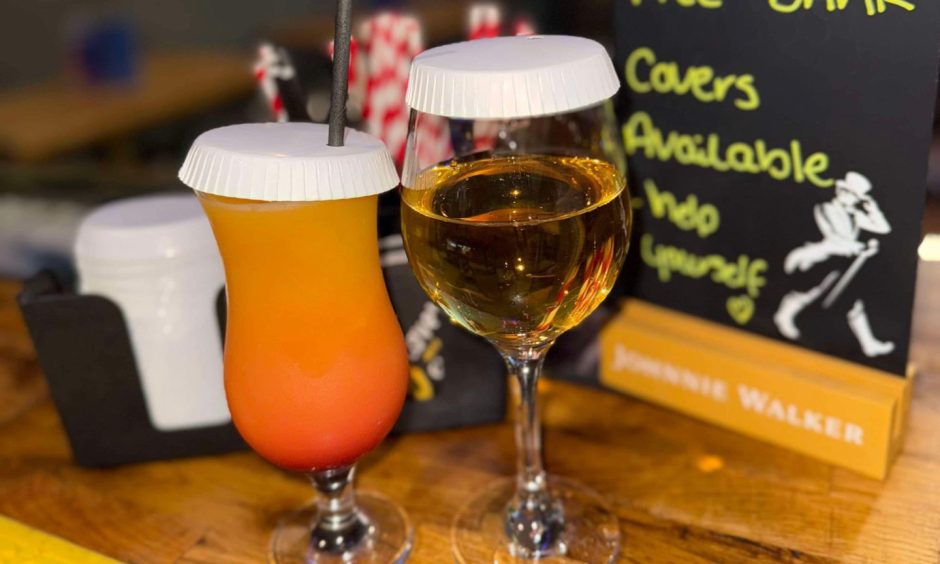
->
[[178, 122, 400, 202], [75, 194, 217, 264], [405, 35, 620, 119]]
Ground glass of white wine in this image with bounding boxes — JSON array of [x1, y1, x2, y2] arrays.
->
[[400, 36, 632, 562]]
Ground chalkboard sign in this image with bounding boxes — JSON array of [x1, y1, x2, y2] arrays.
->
[[615, 0, 940, 375]]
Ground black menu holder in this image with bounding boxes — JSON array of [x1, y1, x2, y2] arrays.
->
[[16, 270, 245, 468]]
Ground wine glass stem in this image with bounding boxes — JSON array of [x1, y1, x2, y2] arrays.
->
[[307, 464, 371, 555], [508, 350, 548, 493], [502, 347, 565, 558]]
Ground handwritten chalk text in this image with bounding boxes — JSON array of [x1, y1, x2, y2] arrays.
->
[[625, 47, 760, 111], [626, 0, 915, 16], [640, 233, 768, 298], [643, 179, 720, 238], [623, 112, 835, 187], [767, 0, 914, 16], [628, 0, 723, 8]]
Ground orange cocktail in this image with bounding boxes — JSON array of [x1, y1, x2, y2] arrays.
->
[[198, 193, 408, 471], [181, 122, 410, 561]]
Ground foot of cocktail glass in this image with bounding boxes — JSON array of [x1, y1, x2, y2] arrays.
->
[[270, 464, 412, 563], [452, 346, 621, 563]]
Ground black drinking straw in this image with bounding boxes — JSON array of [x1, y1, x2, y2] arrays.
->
[[328, 0, 353, 147]]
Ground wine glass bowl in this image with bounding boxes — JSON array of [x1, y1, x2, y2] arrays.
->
[[401, 148, 629, 352]]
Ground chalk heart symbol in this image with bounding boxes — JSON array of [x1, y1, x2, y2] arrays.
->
[[727, 295, 754, 325]]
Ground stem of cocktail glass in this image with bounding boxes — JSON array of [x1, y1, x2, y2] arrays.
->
[[501, 346, 566, 559], [307, 464, 372, 556]]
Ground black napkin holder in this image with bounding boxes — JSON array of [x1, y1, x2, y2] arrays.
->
[[16, 270, 245, 468]]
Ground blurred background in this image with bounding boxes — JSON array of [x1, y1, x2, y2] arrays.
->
[[0, 0, 936, 279]]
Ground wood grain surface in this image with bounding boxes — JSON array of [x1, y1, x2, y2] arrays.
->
[[0, 260, 939, 563], [0, 52, 254, 162]]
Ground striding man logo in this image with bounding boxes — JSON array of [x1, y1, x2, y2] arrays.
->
[[774, 171, 894, 358]]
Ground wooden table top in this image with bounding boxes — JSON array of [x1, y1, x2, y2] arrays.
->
[[269, 0, 478, 51], [0, 52, 255, 163], [0, 260, 939, 563]]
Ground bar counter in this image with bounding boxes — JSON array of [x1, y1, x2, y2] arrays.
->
[[0, 262, 939, 562]]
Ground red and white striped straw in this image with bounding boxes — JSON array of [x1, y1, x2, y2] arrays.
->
[[513, 18, 536, 36], [468, 4, 501, 40], [362, 13, 419, 164], [253, 43, 296, 122], [468, 4, 502, 152]]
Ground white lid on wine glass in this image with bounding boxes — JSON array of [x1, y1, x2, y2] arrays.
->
[[178, 123, 400, 202], [405, 35, 620, 120]]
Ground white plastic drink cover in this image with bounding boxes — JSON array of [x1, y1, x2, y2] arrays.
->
[[405, 35, 620, 120], [178, 123, 400, 202]]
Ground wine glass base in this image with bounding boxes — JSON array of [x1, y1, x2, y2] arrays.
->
[[452, 477, 620, 563], [269, 490, 412, 563]]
